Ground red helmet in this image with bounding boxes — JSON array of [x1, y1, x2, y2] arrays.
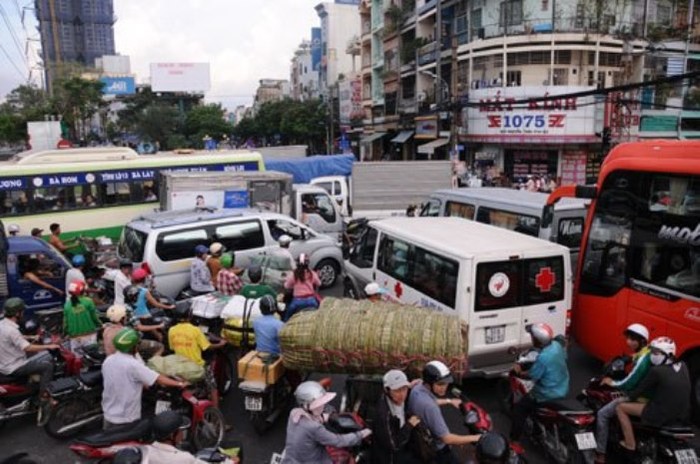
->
[[68, 280, 86, 296], [140, 262, 152, 275], [132, 268, 148, 282]]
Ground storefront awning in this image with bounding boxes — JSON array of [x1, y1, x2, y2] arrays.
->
[[390, 131, 414, 144], [417, 138, 449, 154], [360, 132, 386, 144]]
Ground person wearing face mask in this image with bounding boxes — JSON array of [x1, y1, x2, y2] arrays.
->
[[281, 381, 372, 464], [594, 323, 651, 463], [371, 370, 422, 464], [615, 336, 691, 452]]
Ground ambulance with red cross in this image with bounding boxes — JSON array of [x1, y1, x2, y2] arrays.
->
[[343, 217, 572, 377]]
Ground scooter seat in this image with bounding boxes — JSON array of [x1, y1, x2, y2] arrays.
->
[[540, 398, 592, 413], [658, 424, 695, 436], [0, 373, 25, 383], [78, 370, 102, 387], [46, 377, 80, 395], [73, 418, 153, 446]]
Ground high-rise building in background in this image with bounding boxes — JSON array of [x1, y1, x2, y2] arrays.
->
[[315, 1, 362, 96], [35, 0, 116, 90]]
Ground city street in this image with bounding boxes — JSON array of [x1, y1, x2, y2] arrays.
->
[[0, 280, 611, 464]]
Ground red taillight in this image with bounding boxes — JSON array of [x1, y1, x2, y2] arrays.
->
[[566, 414, 595, 426], [565, 309, 572, 336], [69, 445, 96, 458]]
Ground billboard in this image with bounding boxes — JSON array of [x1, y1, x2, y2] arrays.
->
[[311, 28, 322, 71], [464, 86, 599, 144], [100, 76, 136, 95], [150, 62, 211, 92]]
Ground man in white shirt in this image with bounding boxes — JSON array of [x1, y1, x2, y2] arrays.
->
[[114, 260, 134, 305], [65, 254, 87, 295]]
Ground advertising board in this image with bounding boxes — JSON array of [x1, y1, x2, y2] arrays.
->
[[150, 63, 211, 92]]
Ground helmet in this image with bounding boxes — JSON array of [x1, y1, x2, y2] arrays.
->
[[68, 280, 86, 296], [131, 268, 148, 282], [124, 285, 141, 305], [650, 336, 676, 358], [119, 259, 133, 269], [623, 323, 649, 344], [113, 328, 140, 353], [3, 297, 25, 317], [297, 253, 309, 267], [106, 304, 127, 323], [173, 301, 193, 322], [259, 295, 278, 316], [152, 410, 190, 441], [220, 253, 234, 269], [209, 242, 225, 256], [72, 254, 86, 267], [194, 244, 208, 256], [294, 381, 336, 411], [364, 282, 385, 297], [422, 360, 453, 385], [527, 322, 554, 346], [248, 265, 262, 283], [383, 369, 410, 391], [278, 235, 292, 247], [112, 448, 142, 464], [475, 432, 510, 464], [8, 224, 19, 233]]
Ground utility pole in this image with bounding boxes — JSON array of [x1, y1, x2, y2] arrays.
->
[[678, 0, 695, 139], [451, 19, 459, 161]]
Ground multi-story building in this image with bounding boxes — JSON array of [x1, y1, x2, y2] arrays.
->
[[290, 39, 320, 101], [357, 0, 699, 184], [252, 79, 290, 115], [35, 0, 116, 91], [315, 1, 362, 96]]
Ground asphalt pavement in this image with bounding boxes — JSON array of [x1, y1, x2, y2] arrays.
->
[[0, 281, 688, 463]]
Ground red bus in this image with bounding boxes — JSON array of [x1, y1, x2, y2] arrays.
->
[[547, 140, 700, 420]]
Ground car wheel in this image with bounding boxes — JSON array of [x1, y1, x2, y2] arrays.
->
[[315, 259, 339, 288]]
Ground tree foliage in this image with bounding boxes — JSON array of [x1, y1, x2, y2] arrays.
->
[[184, 103, 232, 148], [51, 77, 107, 140]]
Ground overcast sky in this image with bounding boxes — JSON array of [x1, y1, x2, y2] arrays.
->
[[0, 0, 324, 109]]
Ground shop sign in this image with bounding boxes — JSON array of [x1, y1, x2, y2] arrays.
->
[[607, 91, 641, 142], [415, 116, 438, 139], [465, 86, 599, 143]]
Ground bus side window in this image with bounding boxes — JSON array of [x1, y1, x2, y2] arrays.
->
[[350, 227, 377, 268], [1, 190, 29, 215], [76, 185, 99, 208], [446, 201, 475, 219]]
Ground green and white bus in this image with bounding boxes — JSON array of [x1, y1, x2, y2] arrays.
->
[[0, 147, 265, 240]]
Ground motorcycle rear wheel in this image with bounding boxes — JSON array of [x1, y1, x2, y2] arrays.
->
[[44, 398, 93, 439], [213, 352, 235, 397], [250, 411, 269, 435], [192, 406, 225, 450]]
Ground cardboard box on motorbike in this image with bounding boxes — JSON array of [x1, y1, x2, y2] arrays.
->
[[237, 350, 285, 385]]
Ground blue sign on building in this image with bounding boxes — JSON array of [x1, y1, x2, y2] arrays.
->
[[100, 76, 136, 95], [311, 28, 322, 72]]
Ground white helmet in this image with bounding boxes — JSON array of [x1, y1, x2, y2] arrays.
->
[[527, 323, 554, 346], [278, 235, 292, 247], [106, 304, 127, 323], [624, 323, 649, 344], [209, 242, 225, 256], [364, 282, 385, 297], [7, 224, 19, 234], [383, 369, 410, 390], [294, 381, 336, 411], [650, 336, 676, 358]]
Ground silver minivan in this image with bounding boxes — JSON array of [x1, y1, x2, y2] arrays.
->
[[118, 208, 344, 298]]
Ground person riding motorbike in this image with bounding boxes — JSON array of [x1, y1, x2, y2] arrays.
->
[[594, 323, 651, 463], [473, 432, 511, 464], [103, 304, 164, 358], [0, 298, 60, 401], [129, 270, 174, 319], [281, 380, 372, 464], [509, 323, 569, 445], [371, 369, 422, 464], [190, 245, 215, 295], [406, 361, 481, 464], [252, 295, 284, 356], [63, 280, 101, 354], [283, 254, 321, 322], [216, 253, 243, 296], [615, 336, 691, 452], [101, 328, 187, 429], [271, 234, 296, 271], [207, 242, 226, 284], [239, 265, 276, 300], [113, 259, 134, 306], [64, 254, 87, 296]]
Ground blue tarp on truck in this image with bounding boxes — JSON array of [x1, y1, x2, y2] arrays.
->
[[265, 154, 354, 184]]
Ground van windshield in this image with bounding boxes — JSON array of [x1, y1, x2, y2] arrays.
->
[[119, 227, 147, 263]]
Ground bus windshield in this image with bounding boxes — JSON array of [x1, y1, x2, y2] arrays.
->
[[580, 170, 700, 299]]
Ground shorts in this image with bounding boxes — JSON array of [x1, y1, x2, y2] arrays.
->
[[138, 339, 163, 359], [69, 333, 98, 355]]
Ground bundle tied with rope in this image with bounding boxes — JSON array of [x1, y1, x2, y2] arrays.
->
[[280, 297, 468, 378]]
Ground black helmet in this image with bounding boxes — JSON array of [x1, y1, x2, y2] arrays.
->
[[173, 301, 193, 322], [475, 432, 510, 464], [3, 297, 26, 318], [248, 265, 262, 283], [259, 295, 277, 316], [112, 447, 142, 464], [124, 285, 141, 306], [152, 410, 190, 441], [422, 360, 453, 385]]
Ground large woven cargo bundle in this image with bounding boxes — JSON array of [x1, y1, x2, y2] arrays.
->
[[280, 298, 468, 378]]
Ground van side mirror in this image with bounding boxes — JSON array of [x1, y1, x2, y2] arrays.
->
[[541, 205, 554, 229]]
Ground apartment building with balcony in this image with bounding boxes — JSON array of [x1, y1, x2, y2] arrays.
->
[[315, 1, 362, 97], [290, 39, 320, 101]]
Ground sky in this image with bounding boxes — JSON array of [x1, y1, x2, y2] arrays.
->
[[0, 0, 324, 109]]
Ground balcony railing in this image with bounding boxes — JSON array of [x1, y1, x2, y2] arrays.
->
[[417, 41, 437, 66]]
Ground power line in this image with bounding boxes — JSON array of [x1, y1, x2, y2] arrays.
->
[[0, 42, 26, 80], [0, 2, 28, 72]]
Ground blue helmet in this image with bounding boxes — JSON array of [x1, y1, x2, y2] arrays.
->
[[72, 254, 86, 267], [194, 244, 208, 256]]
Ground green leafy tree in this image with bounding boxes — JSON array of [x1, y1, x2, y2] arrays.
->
[[184, 103, 232, 148], [135, 104, 181, 149], [51, 76, 106, 141], [0, 113, 25, 145]]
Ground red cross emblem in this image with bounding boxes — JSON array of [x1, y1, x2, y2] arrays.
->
[[394, 281, 403, 299], [535, 267, 556, 292]]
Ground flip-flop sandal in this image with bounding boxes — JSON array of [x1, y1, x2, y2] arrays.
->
[[618, 441, 636, 452]]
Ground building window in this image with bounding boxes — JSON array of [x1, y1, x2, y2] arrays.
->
[[499, 0, 523, 27], [506, 70, 521, 86], [552, 68, 569, 85]]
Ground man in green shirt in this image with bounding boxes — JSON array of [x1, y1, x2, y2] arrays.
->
[[63, 280, 101, 354], [240, 265, 277, 299]]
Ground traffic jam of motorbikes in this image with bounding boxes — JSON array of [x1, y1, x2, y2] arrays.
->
[[1, 152, 699, 464]]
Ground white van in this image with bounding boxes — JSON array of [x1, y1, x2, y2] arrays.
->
[[118, 208, 344, 299], [343, 217, 572, 377], [420, 188, 588, 271]]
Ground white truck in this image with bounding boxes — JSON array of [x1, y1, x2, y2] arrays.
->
[[310, 160, 453, 218], [158, 170, 345, 243]]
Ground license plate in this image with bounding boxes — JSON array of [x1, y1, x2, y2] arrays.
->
[[675, 449, 699, 464], [245, 395, 263, 411], [155, 400, 171, 414], [199, 325, 209, 334], [574, 432, 597, 450], [485, 325, 505, 344]]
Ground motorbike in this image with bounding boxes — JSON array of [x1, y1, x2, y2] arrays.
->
[[579, 356, 698, 464], [502, 348, 597, 464], [204, 333, 236, 397], [238, 350, 291, 434], [325, 412, 371, 464]]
